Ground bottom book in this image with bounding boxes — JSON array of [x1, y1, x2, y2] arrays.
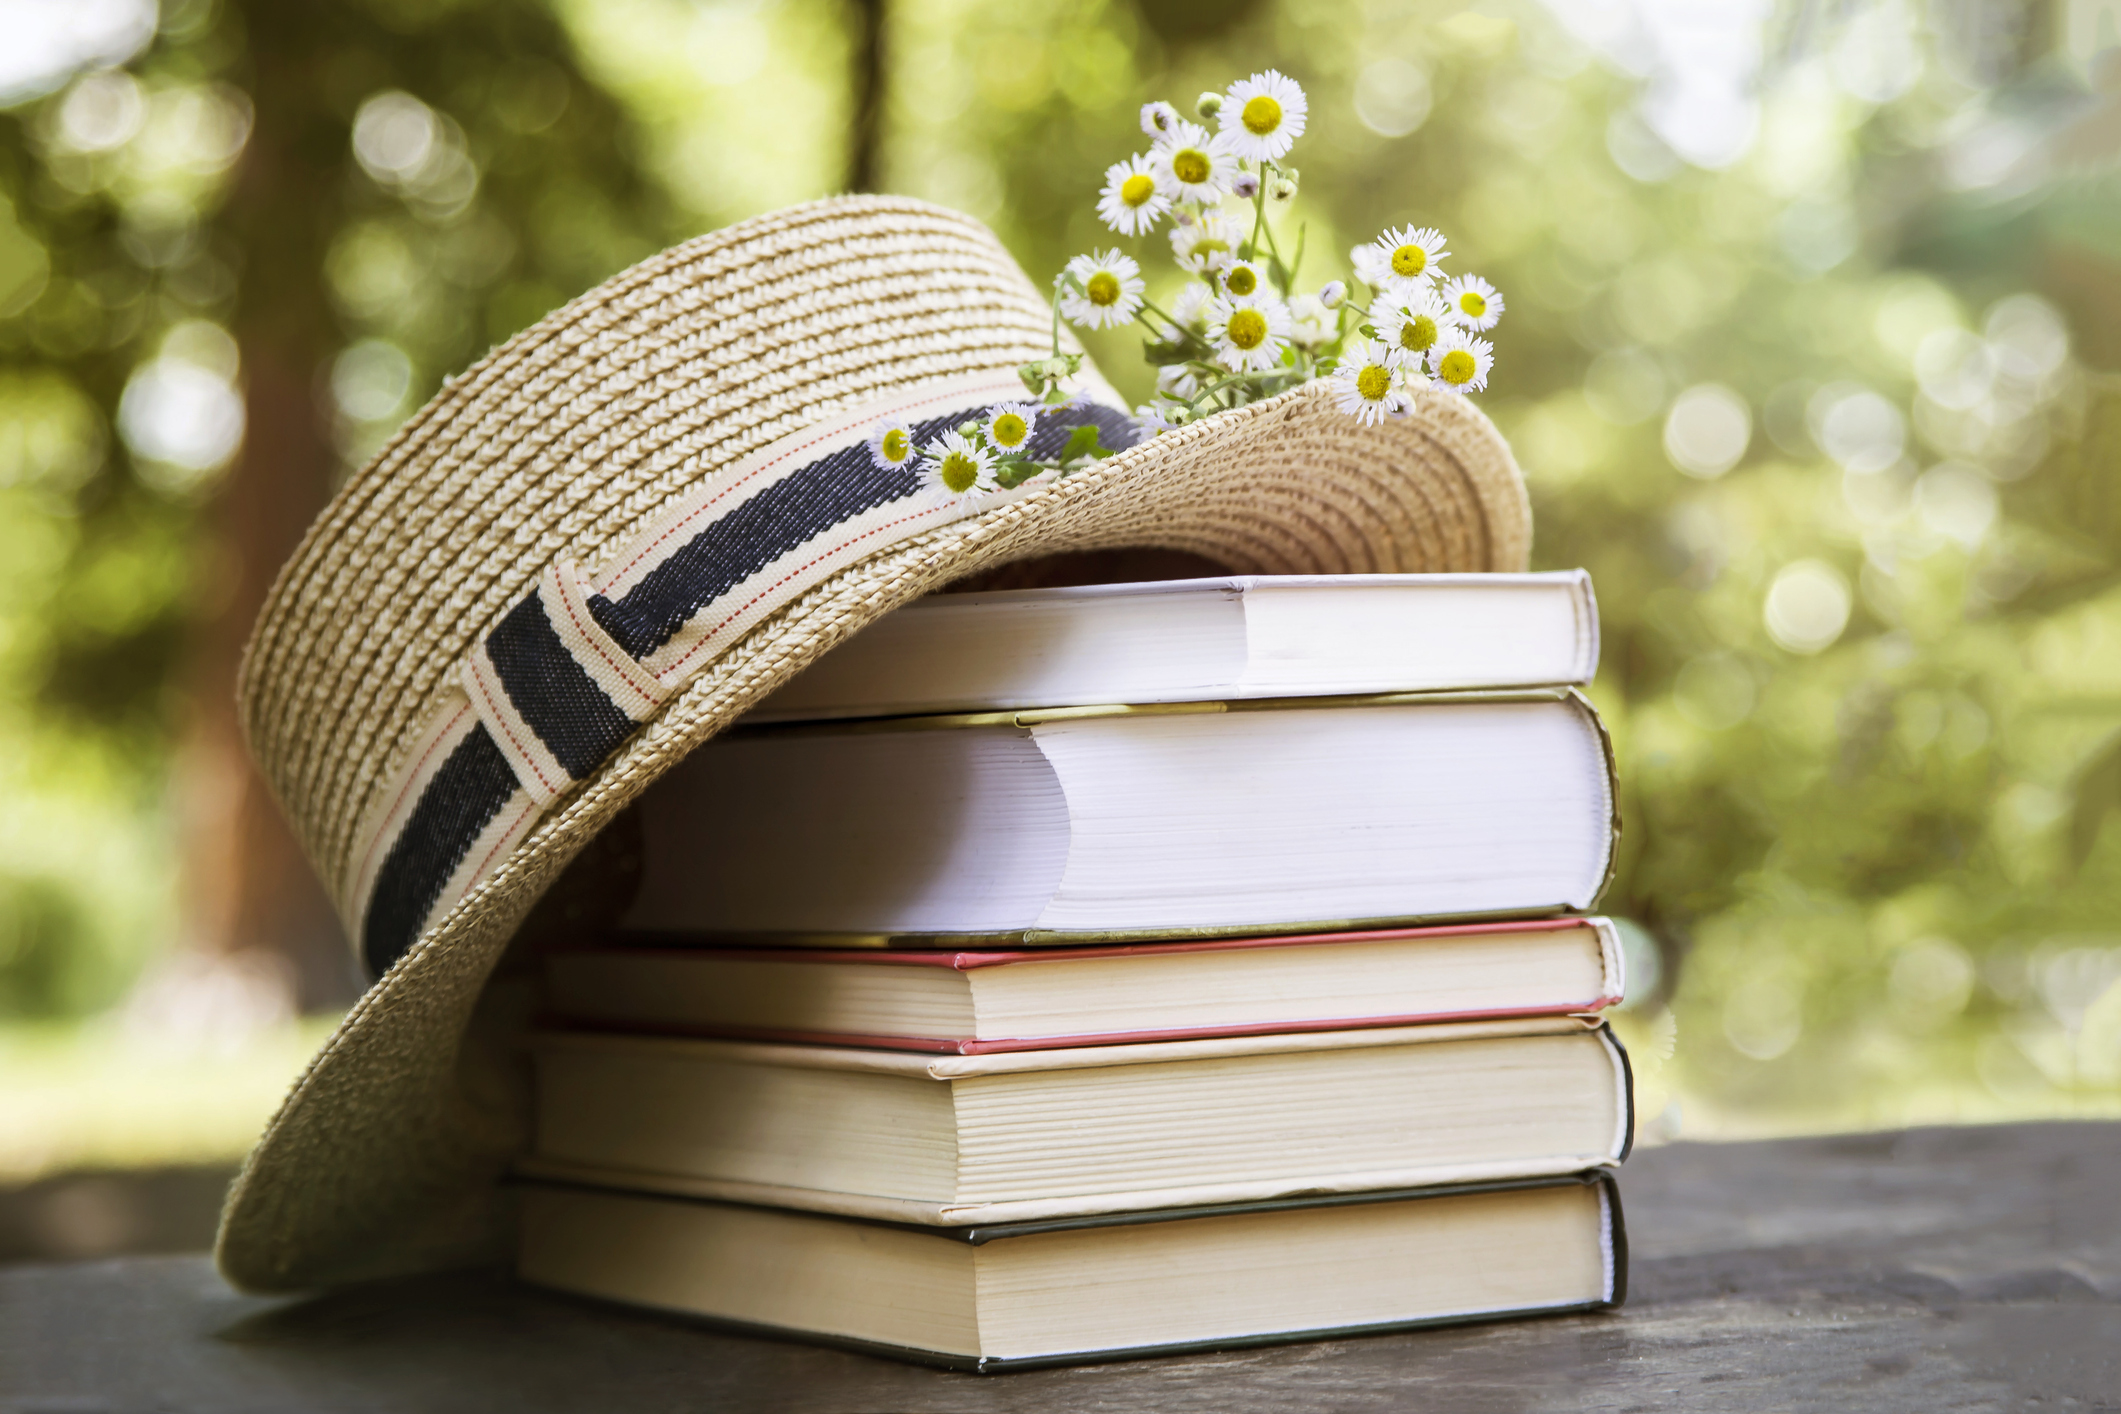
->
[[515, 1172, 1626, 1372]]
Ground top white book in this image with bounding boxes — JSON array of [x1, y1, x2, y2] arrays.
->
[[751, 571, 1600, 722]]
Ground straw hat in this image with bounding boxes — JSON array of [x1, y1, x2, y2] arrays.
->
[[217, 194, 1530, 1291]]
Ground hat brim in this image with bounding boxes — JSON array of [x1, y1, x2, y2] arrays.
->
[[215, 377, 1529, 1291]]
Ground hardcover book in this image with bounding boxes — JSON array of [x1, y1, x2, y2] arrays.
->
[[518, 1016, 1634, 1226], [749, 571, 1600, 722], [517, 1172, 1627, 1371], [545, 916, 1625, 1053], [623, 691, 1619, 943]]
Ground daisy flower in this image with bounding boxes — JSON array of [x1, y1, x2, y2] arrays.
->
[[1058, 250, 1145, 330], [1156, 362, 1202, 401], [1218, 259, 1266, 299], [1097, 153, 1171, 237], [1169, 280, 1212, 328], [868, 419, 917, 472], [1331, 341, 1410, 425], [1370, 286, 1447, 372], [1140, 100, 1181, 139], [1205, 293, 1293, 374], [918, 428, 998, 500], [1352, 225, 1449, 290], [1427, 326, 1494, 395], [1219, 70, 1308, 162], [1440, 273, 1504, 332], [1170, 212, 1242, 273], [1135, 397, 1186, 433], [1287, 292, 1335, 349], [1230, 170, 1261, 201], [1318, 280, 1346, 310], [1152, 120, 1238, 204], [983, 402, 1039, 455]]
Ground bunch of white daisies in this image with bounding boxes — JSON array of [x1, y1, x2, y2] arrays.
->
[[1049, 70, 1504, 430], [886, 70, 1507, 499], [864, 400, 1113, 502]]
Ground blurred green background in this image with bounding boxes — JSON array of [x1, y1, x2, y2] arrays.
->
[[3, 0, 2120, 1251]]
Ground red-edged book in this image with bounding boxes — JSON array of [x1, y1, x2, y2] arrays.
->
[[543, 916, 1623, 1055]]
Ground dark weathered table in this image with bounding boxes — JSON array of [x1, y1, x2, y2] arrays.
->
[[4, 1122, 2118, 1412]]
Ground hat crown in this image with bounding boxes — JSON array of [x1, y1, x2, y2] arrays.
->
[[240, 197, 1063, 927]]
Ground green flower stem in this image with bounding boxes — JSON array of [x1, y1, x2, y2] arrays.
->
[[1182, 367, 1303, 415], [1136, 297, 1214, 356], [1248, 161, 1289, 296]]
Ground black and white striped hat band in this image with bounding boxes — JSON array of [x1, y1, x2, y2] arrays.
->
[[345, 372, 1138, 978]]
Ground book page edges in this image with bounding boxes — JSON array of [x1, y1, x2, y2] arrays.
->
[[530, 1013, 1603, 1079], [1591, 915, 1627, 1006], [511, 1154, 1626, 1228], [1573, 569, 1603, 684]]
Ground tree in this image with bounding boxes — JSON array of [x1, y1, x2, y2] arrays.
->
[[0, 0, 676, 1017]]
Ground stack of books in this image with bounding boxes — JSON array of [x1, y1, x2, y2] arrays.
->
[[514, 572, 1631, 1371]]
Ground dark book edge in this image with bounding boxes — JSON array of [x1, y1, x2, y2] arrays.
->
[[528, 1292, 1623, 1375], [531, 1003, 1620, 1055], [523, 1170, 1628, 1375], [727, 686, 1581, 739], [507, 1169, 1619, 1245], [1572, 685, 1624, 912], [1604, 1168, 1630, 1307], [1607, 1025, 1638, 1163], [610, 904, 1598, 951]]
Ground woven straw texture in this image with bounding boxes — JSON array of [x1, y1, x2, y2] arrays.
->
[[219, 194, 1531, 1291]]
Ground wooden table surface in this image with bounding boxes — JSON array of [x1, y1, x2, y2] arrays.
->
[[4, 1121, 2118, 1412]]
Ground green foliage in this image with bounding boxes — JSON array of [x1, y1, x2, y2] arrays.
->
[[0, 0, 678, 1017], [877, 0, 2121, 1131], [2, 0, 2120, 1140]]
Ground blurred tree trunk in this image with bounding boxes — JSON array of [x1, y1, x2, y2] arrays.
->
[[848, 0, 887, 192], [172, 5, 351, 1012]]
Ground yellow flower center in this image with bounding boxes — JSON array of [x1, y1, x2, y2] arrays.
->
[[1459, 290, 1487, 318], [1356, 365, 1392, 401], [990, 412, 1029, 448], [1120, 173, 1157, 208], [1224, 265, 1258, 296], [1226, 307, 1268, 350], [1398, 315, 1437, 352], [1086, 271, 1121, 307], [939, 450, 982, 493], [1190, 237, 1229, 262], [1438, 349, 1478, 386], [879, 427, 910, 463], [1391, 243, 1427, 278], [1171, 148, 1211, 185], [1242, 94, 1282, 135]]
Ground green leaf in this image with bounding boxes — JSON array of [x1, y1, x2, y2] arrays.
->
[[1060, 424, 1109, 462], [993, 458, 1041, 488], [1142, 339, 1195, 366]]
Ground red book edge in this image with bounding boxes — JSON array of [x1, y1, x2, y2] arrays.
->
[[560, 915, 1604, 971]]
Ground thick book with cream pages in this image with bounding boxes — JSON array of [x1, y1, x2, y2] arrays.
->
[[517, 1016, 1633, 1227], [544, 917, 1624, 1054], [516, 1172, 1626, 1371], [747, 571, 1600, 722]]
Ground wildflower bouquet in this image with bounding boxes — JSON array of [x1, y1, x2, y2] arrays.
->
[[882, 70, 1504, 501]]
